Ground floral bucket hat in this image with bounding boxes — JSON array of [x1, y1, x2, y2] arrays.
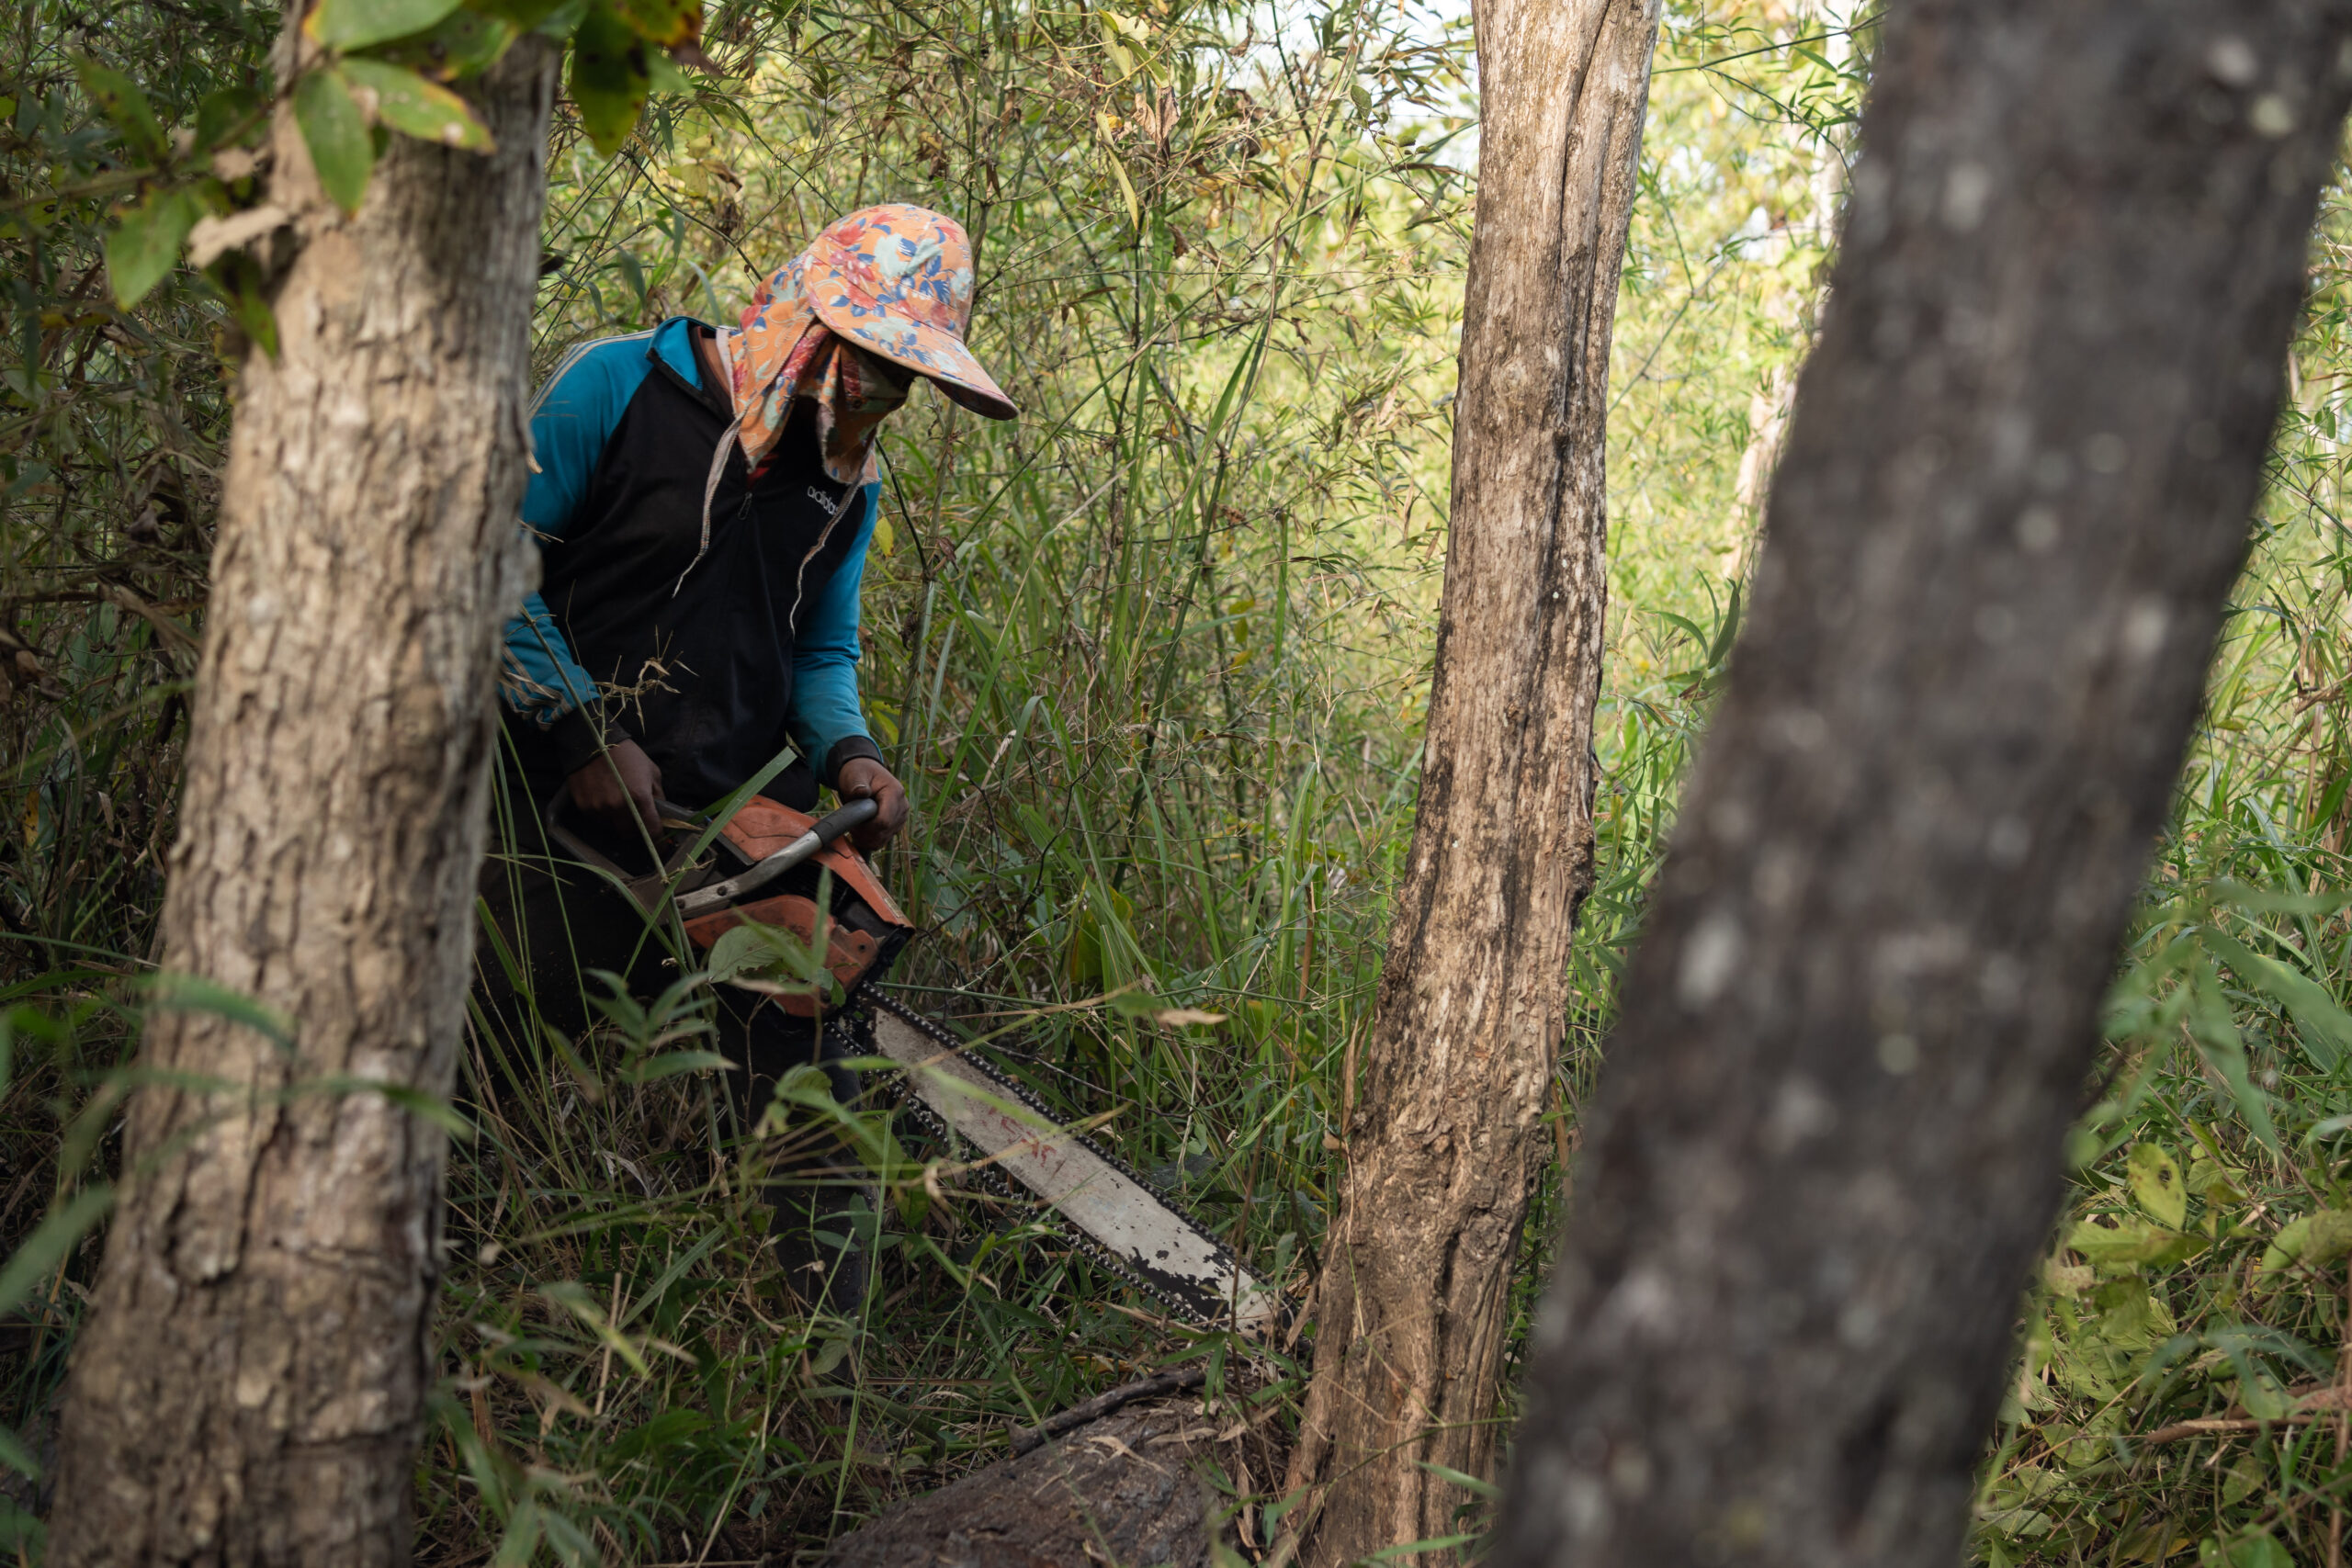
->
[[684, 206, 1017, 592], [720, 204, 1016, 485], [798, 205, 1016, 421]]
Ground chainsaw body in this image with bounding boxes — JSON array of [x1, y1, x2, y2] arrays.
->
[[545, 792, 914, 1017], [542, 787, 1284, 1333], [683, 798, 913, 1015]]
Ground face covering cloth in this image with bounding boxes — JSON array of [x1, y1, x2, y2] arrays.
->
[[677, 205, 1017, 594]]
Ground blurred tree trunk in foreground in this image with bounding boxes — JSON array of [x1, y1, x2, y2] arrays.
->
[[48, 32, 556, 1567], [1283, 0, 1659, 1560], [1493, 3, 2352, 1566]]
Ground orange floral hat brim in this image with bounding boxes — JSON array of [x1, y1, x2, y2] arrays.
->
[[798, 205, 1018, 422]]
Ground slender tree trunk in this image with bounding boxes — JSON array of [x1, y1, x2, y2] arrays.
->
[[1283, 0, 1658, 1559], [49, 34, 555, 1565], [1492, 4, 2352, 1566]]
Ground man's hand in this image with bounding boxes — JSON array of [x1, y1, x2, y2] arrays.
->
[[568, 739, 663, 837], [836, 757, 910, 852]]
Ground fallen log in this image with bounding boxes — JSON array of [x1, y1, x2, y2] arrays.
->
[[824, 1399, 1268, 1568]]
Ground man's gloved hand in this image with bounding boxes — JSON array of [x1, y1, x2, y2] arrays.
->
[[836, 757, 910, 852], [568, 739, 664, 837]]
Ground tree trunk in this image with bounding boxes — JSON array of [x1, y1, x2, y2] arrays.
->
[[1491, 4, 2352, 1566], [49, 35, 556, 1566], [1283, 0, 1659, 1559]]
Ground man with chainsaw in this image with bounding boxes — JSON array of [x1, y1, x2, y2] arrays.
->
[[475, 205, 1017, 1308]]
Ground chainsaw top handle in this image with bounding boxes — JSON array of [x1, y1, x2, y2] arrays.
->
[[672, 796, 876, 920]]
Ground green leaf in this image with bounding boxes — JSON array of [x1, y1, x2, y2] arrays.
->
[[306, 0, 465, 52], [0, 1423, 40, 1482], [2185, 955, 2280, 1154], [339, 58, 494, 150], [295, 68, 376, 214], [2065, 1215, 2202, 1269], [615, 0, 700, 48], [619, 1049, 729, 1083], [194, 85, 266, 153], [105, 184, 203, 309], [2202, 926, 2352, 1068], [73, 54, 167, 162], [2128, 1141, 2187, 1230], [0, 1187, 114, 1318], [568, 0, 650, 157], [2257, 1209, 2352, 1275], [472, 0, 582, 28], [366, 8, 519, 81], [644, 45, 688, 95], [141, 970, 295, 1052]]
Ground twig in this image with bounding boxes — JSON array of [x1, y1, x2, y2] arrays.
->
[[2136, 1415, 2319, 1444], [1008, 1366, 1206, 1456], [2137, 1387, 2352, 1444]]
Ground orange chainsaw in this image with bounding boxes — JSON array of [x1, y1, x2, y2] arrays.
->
[[542, 788, 1286, 1336]]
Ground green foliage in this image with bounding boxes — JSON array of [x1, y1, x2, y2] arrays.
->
[[308, 0, 470, 53], [104, 185, 208, 307], [567, 1, 650, 158], [340, 58, 496, 151], [294, 69, 377, 214]]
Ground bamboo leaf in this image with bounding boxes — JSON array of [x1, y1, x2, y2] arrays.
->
[[0, 1188, 114, 1318], [193, 84, 266, 153], [368, 8, 517, 80], [141, 970, 295, 1053], [2201, 926, 2352, 1068]]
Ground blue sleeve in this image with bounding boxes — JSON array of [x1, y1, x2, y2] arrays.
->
[[787, 484, 880, 776], [500, 333, 654, 728]]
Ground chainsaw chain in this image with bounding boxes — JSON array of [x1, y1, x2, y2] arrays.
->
[[827, 988, 1261, 1334]]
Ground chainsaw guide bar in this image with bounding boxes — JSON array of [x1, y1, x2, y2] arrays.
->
[[836, 991, 1287, 1338]]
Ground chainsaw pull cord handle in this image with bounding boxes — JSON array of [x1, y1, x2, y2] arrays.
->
[[673, 796, 878, 919]]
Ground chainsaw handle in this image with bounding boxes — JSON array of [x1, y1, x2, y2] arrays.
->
[[672, 796, 878, 920], [809, 795, 880, 850]]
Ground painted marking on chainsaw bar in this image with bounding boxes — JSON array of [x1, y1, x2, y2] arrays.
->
[[869, 1009, 1284, 1337]]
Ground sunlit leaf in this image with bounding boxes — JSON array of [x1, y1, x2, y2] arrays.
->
[[340, 58, 494, 151], [2127, 1141, 2186, 1230], [295, 67, 376, 214], [305, 0, 465, 52], [2065, 1215, 2201, 1269], [2256, 1208, 2352, 1275], [568, 0, 649, 158], [615, 0, 700, 49]]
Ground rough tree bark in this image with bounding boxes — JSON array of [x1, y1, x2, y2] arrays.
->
[[1283, 0, 1659, 1559], [48, 33, 557, 1566], [1492, 3, 2352, 1566]]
